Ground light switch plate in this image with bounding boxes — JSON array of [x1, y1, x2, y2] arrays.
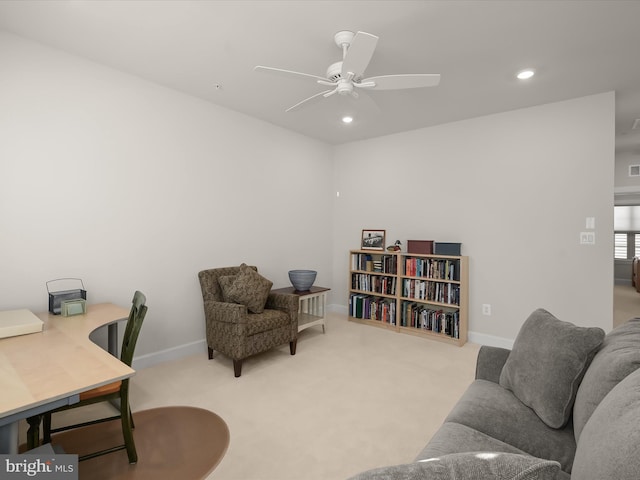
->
[[580, 232, 596, 245]]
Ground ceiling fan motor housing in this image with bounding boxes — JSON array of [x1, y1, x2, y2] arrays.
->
[[334, 30, 355, 48], [326, 61, 343, 82]]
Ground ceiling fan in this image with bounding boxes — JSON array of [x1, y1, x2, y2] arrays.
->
[[255, 30, 440, 112]]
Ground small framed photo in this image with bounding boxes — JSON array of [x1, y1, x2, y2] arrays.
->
[[361, 229, 386, 251]]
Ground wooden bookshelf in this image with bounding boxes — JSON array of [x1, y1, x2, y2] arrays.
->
[[348, 249, 468, 346]]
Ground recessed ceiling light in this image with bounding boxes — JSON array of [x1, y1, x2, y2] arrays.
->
[[342, 116, 353, 124], [517, 69, 535, 80]]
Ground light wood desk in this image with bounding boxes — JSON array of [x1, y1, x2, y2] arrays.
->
[[0, 303, 134, 453]]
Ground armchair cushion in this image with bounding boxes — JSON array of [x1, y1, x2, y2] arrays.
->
[[224, 264, 273, 313], [499, 308, 604, 429], [218, 275, 236, 303]]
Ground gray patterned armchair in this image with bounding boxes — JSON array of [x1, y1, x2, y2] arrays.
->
[[198, 265, 298, 377]]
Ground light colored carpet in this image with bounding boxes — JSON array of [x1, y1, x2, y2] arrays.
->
[[133, 313, 481, 480], [613, 284, 640, 328]]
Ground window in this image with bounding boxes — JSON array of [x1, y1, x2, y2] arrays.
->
[[615, 233, 628, 259], [614, 206, 640, 259]]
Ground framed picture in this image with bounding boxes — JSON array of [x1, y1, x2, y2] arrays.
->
[[361, 229, 386, 251]]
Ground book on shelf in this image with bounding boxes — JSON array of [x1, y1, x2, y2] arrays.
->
[[351, 274, 397, 295], [348, 293, 396, 325], [399, 301, 460, 338], [403, 256, 460, 281]]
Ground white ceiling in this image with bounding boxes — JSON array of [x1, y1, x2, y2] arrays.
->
[[1, 0, 640, 150]]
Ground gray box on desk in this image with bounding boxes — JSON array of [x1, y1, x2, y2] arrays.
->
[[49, 289, 87, 315], [434, 242, 462, 256], [47, 278, 87, 315]]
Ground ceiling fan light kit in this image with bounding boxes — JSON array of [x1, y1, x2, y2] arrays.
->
[[254, 30, 441, 113], [517, 69, 535, 80]]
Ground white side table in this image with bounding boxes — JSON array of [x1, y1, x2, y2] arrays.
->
[[272, 286, 330, 333]]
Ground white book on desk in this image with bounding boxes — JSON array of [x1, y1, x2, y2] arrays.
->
[[0, 309, 44, 339]]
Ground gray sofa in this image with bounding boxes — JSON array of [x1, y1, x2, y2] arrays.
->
[[349, 309, 640, 480]]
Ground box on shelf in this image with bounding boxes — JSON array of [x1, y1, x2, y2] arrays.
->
[[435, 242, 462, 256], [407, 240, 434, 254]]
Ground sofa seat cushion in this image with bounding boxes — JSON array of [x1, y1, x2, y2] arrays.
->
[[499, 309, 604, 429], [348, 452, 561, 480], [415, 422, 530, 461], [573, 318, 640, 440], [571, 367, 640, 480], [443, 379, 576, 473], [245, 309, 291, 336]]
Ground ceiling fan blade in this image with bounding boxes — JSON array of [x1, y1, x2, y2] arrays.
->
[[317, 79, 339, 87], [254, 65, 330, 83], [341, 31, 378, 78], [285, 90, 334, 112], [361, 74, 441, 90]]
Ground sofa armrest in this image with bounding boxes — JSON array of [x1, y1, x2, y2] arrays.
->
[[475, 345, 511, 383]]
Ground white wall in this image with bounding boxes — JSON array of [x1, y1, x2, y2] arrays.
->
[[0, 32, 334, 365], [332, 92, 615, 345], [0, 30, 616, 360], [615, 151, 640, 190]]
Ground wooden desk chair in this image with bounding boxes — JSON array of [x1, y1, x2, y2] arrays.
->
[[38, 291, 147, 464]]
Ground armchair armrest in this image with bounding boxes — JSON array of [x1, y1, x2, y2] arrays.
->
[[265, 292, 298, 320], [475, 345, 511, 383], [203, 300, 249, 324]]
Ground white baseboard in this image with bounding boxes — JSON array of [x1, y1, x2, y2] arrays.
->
[[330, 304, 348, 315], [468, 331, 514, 349], [133, 338, 206, 370]]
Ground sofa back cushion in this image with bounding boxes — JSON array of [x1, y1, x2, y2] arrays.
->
[[571, 367, 640, 480], [572, 318, 640, 440], [499, 309, 604, 429], [348, 452, 560, 480]]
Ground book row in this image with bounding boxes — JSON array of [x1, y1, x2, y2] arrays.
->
[[351, 253, 398, 274], [349, 294, 397, 325], [404, 257, 460, 281], [400, 302, 460, 338], [351, 274, 397, 295], [402, 279, 460, 305]]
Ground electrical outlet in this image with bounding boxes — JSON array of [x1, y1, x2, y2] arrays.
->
[[482, 304, 491, 316]]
